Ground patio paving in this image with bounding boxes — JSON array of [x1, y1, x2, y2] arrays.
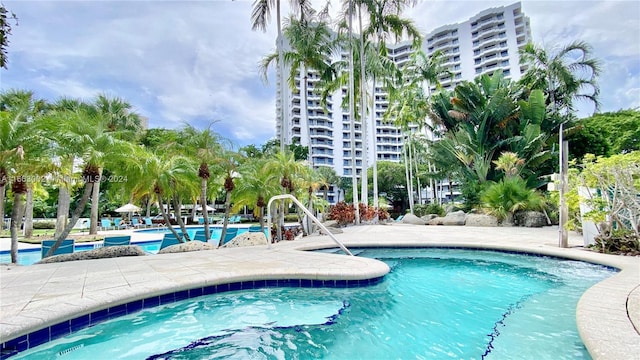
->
[[1, 224, 638, 359]]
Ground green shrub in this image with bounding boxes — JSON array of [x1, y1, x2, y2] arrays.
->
[[33, 220, 56, 229], [284, 214, 299, 222], [327, 202, 355, 226], [414, 203, 445, 217], [480, 177, 544, 223], [590, 229, 640, 255]]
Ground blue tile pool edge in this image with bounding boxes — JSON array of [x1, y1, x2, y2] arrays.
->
[[0, 276, 385, 359]]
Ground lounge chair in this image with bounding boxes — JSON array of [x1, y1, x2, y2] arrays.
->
[[100, 219, 115, 231], [143, 217, 156, 228], [221, 228, 238, 245], [131, 218, 142, 229], [193, 230, 208, 243], [197, 217, 205, 225], [103, 235, 131, 247], [159, 232, 183, 250], [395, 215, 404, 222], [41, 239, 74, 258], [228, 215, 241, 224]]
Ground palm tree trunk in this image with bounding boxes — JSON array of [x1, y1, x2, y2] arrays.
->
[[277, 0, 287, 152], [157, 194, 182, 241], [413, 145, 422, 205], [371, 72, 379, 219], [403, 135, 413, 214], [46, 183, 94, 258], [218, 190, 232, 248], [201, 178, 211, 241], [259, 206, 265, 231], [89, 168, 102, 234], [0, 183, 5, 234], [55, 185, 70, 238], [23, 186, 34, 238], [358, 5, 368, 206], [347, 0, 360, 225], [302, 69, 313, 166], [9, 191, 25, 264], [172, 195, 190, 241]]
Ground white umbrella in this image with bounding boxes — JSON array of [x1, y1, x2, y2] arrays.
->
[[115, 203, 142, 213], [196, 205, 215, 212]]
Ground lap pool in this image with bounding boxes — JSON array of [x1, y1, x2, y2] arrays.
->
[[7, 248, 615, 359]]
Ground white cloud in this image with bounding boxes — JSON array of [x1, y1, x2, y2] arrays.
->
[[1, 0, 639, 146]]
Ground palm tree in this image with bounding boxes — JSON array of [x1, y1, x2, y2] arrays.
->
[[251, 0, 314, 152], [181, 124, 222, 241], [85, 95, 142, 234], [315, 165, 339, 203], [233, 157, 279, 232], [358, 0, 421, 213], [265, 150, 306, 240], [260, 16, 336, 167], [519, 40, 601, 126], [43, 108, 137, 257]]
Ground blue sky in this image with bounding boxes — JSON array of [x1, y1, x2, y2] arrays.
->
[[1, 0, 639, 147]]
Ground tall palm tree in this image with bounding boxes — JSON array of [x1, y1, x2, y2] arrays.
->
[[181, 124, 222, 241], [359, 0, 421, 213], [260, 16, 336, 167], [251, 0, 314, 152]]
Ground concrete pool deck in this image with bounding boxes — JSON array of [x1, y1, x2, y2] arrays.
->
[[1, 224, 639, 359]]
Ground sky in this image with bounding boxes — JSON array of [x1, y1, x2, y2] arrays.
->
[[1, 0, 639, 148]]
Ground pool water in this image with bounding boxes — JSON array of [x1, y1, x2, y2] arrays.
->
[[11, 248, 614, 359]]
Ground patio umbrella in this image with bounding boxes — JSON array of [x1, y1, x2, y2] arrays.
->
[[115, 203, 142, 221], [115, 203, 141, 213], [196, 205, 215, 212]]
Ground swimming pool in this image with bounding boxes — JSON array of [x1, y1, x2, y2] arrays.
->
[[0, 241, 161, 266], [9, 248, 614, 359]]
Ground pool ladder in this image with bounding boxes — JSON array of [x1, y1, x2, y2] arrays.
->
[[267, 194, 353, 256]]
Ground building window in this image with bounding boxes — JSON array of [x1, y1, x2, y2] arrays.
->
[[475, 68, 482, 74], [475, 58, 481, 64], [501, 60, 509, 66], [501, 50, 508, 57], [453, 55, 460, 61], [453, 47, 459, 53]]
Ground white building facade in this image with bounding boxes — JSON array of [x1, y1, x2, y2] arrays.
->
[[276, 2, 532, 205]]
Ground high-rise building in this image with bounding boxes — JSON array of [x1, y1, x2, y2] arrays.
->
[[275, 2, 532, 204]]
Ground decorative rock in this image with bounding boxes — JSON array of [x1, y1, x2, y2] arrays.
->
[[421, 214, 438, 221], [222, 232, 268, 248], [441, 210, 467, 226], [158, 241, 216, 254], [428, 217, 444, 225], [514, 211, 548, 228], [36, 245, 147, 264], [320, 226, 344, 235], [322, 220, 339, 228], [400, 213, 427, 225], [465, 214, 499, 227]]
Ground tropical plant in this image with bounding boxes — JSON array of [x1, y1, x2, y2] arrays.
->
[[212, 148, 243, 247], [233, 157, 279, 232], [328, 201, 355, 226], [260, 15, 336, 166], [481, 176, 545, 225], [0, 4, 17, 69]]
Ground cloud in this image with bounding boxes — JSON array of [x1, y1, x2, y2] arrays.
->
[[1, 0, 639, 146]]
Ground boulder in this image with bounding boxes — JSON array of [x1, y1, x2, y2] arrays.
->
[[428, 217, 444, 225], [421, 214, 438, 222], [441, 210, 467, 226], [400, 213, 427, 225], [465, 214, 498, 227], [320, 226, 344, 235], [158, 241, 216, 254], [322, 220, 340, 228], [222, 232, 268, 248], [514, 211, 548, 228], [36, 245, 147, 264]]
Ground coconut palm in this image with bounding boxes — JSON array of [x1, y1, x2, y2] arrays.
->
[[43, 108, 137, 257], [260, 15, 336, 167], [251, 0, 314, 151], [519, 40, 601, 131], [210, 148, 242, 247], [181, 124, 222, 241], [233, 157, 279, 232], [265, 150, 307, 240]]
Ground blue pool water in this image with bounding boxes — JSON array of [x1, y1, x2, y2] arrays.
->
[[0, 226, 262, 265], [10, 248, 615, 359]]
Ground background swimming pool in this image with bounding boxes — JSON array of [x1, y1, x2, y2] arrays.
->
[[11, 248, 615, 359]]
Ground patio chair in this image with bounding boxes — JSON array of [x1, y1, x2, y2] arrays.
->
[[103, 235, 131, 247], [197, 217, 205, 225], [100, 219, 115, 231], [222, 228, 238, 245], [41, 239, 75, 258], [131, 218, 142, 229], [229, 215, 241, 224], [159, 232, 183, 250], [193, 230, 208, 243], [143, 217, 156, 228]]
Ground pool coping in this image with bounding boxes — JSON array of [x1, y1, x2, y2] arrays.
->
[[1, 225, 638, 359]]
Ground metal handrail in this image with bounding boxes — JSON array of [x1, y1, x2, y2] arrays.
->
[[267, 194, 353, 256]]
